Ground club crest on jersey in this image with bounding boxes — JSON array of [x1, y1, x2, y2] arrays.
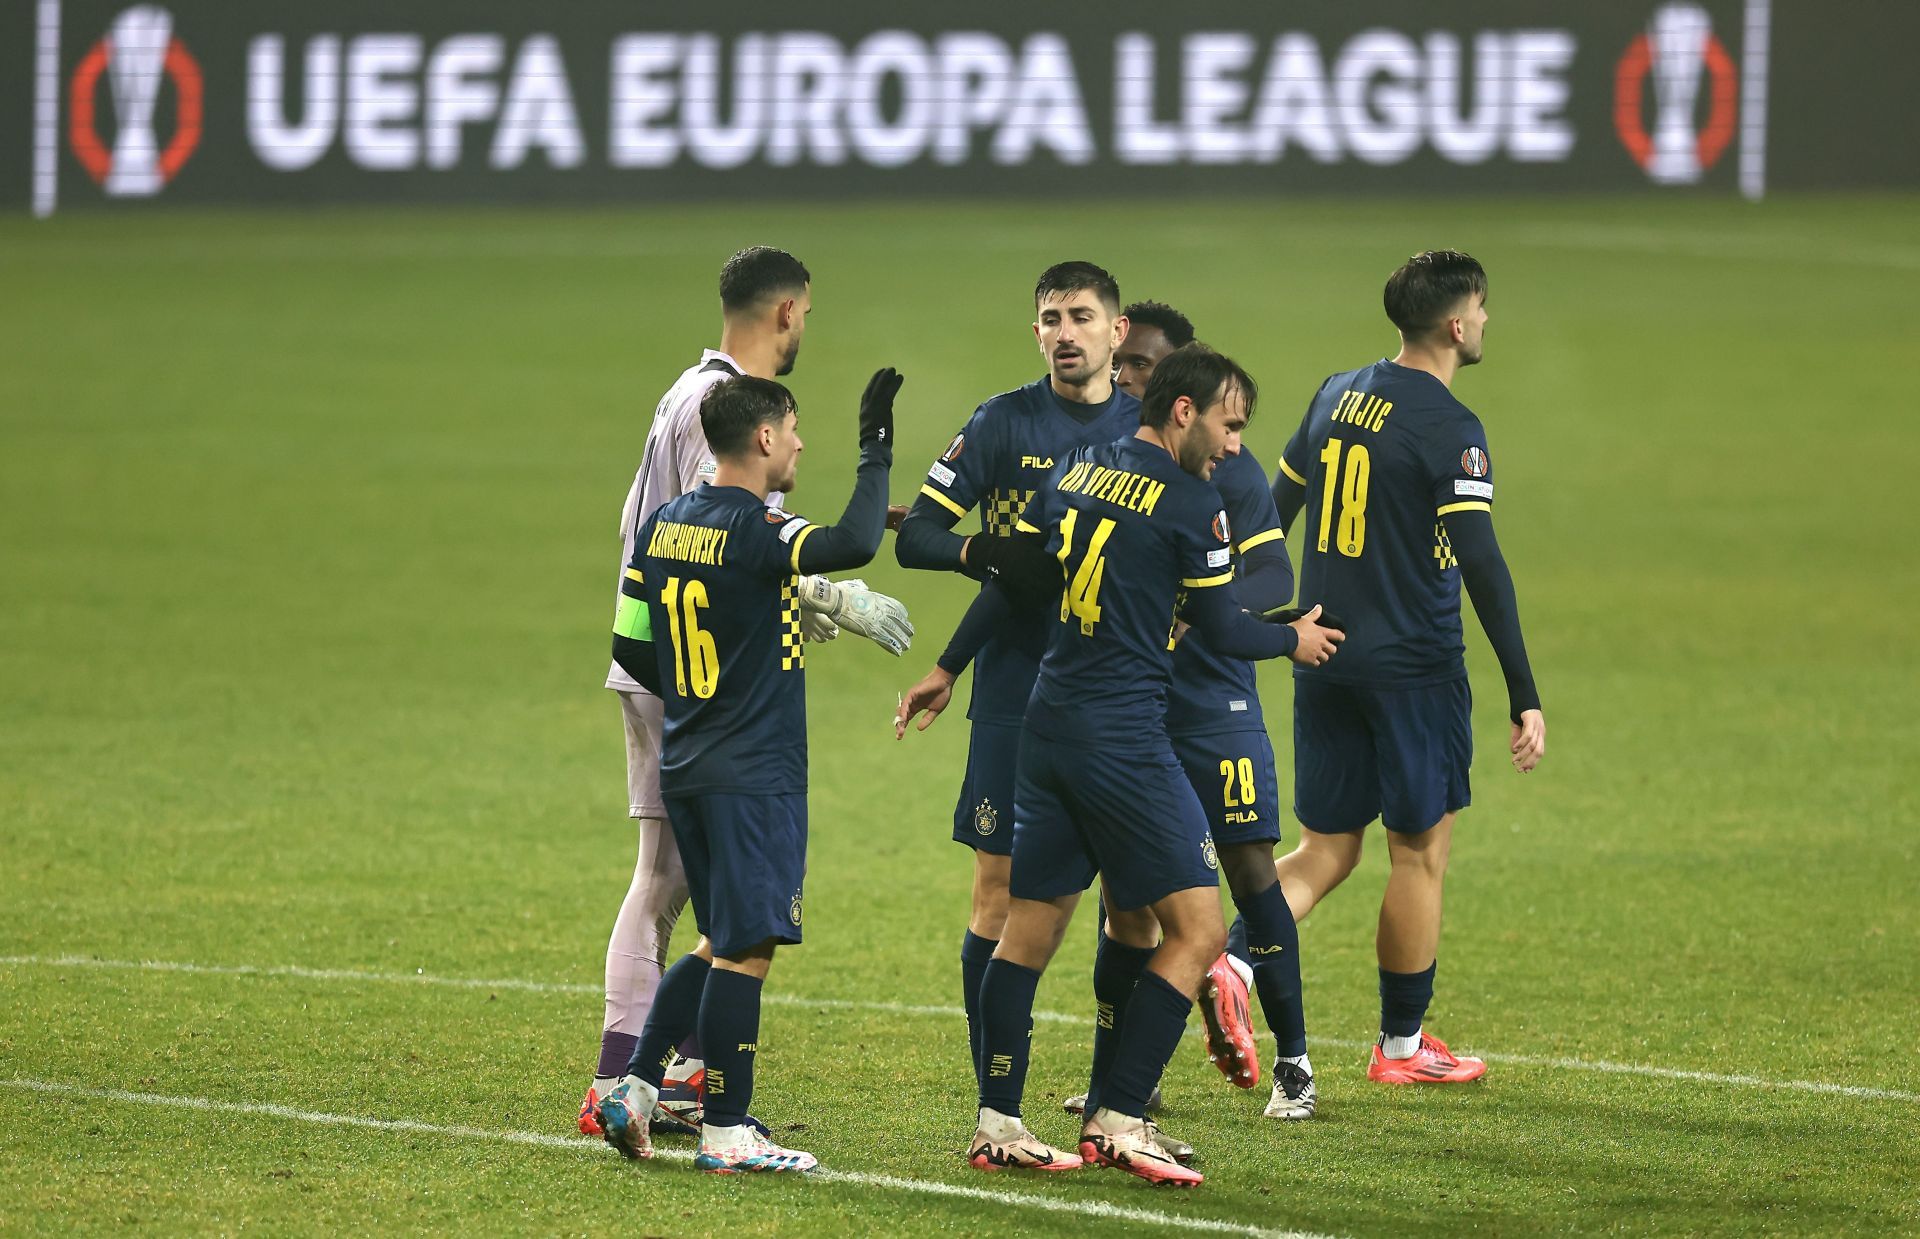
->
[[790, 894, 803, 926], [1461, 447, 1489, 478], [974, 799, 998, 837], [1211, 510, 1232, 544], [1202, 836, 1219, 871], [942, 433, 966, 462]]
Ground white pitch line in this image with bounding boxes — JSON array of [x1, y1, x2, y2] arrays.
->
[[4, 954, 1914, 1104], [0, 1078, 1330, 1239]]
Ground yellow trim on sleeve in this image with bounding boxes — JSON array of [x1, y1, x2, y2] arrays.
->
[[1180, 572, 1234, 588], [1237, 527, 1285, 553], [1436, 501, 1492, 516], [1276, 457, 1308, 486], [624, 567, 644, 582], [918, 485, 968, 519], [788, 524, 819, 571], [1014, 519, 1041, 535]]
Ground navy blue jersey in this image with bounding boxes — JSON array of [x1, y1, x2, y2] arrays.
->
[[622, 486, 816, 796], [1164, 448, 1290, 736], [918, 377, 1141, 725], [1019, 436, 1235, 748], [1278, 360, 1494, 688]]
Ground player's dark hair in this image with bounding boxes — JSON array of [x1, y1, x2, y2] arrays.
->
[[1139, 342, 1258, 428], [1383, 249, 1487, 339], [1122, 300, 1195, 348], [1034, 261, 1121, 315], [700, 376, 796, 457], [718, 246, 810, 314]]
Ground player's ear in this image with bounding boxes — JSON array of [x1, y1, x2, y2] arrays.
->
[[1113, 314, 1130, 345]]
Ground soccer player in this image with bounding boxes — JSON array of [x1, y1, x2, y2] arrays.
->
[[582, 247, 912, 1136], [892, 262, 1141, 1099], [1112, 301, 1194, 399], [1269, 250, 1545, 1084], [596, 367, 903, 1172], [923, 345, 1342, 1184], [1098, 298, 1322, 1123]]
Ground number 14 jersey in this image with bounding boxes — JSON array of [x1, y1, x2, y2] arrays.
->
[[1018, 435, 1237, 749], [1277, 359, 1496, 689]]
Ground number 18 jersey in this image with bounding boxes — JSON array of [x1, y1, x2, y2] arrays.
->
[[1277, 359, 1496, 689]]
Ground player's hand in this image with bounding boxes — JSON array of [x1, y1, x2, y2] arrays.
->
[[799, 608, 840, 643], [1282, 604, 1345, 667], [894, 667, 956, 738], [1511, 709, 1545, 773], [798, 576, 913, 656], [886, 504, 908, 532], [961, 534, 1008, 577], [858, 367, 904, 451]]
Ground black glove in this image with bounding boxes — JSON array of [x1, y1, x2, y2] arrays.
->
[[1264, 605, 1349, 632], [858, 367, 903, 457], [962, 531, 1016, 581]]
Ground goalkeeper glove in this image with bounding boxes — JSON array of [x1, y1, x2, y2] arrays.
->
[[797, 576, 914, 656]]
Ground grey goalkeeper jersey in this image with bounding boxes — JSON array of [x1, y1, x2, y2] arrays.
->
[[604, 348, 783, 693]]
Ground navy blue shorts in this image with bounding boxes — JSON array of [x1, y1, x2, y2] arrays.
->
[[951, 720, 1020, 856], [1010, 730, 1220, 912], [1173, 729, 1282, 847], [663, 792, 807, 959], [1293, 676, 1472, 835]]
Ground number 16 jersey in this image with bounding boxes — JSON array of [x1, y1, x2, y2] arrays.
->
[[1277, 359, 1496, 689], [623, 485, 816, 797]]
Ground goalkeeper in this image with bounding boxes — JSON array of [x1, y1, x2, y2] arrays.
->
[[580, 247, 912, 1138]]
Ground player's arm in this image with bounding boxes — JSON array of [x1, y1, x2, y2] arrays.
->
[[1179, 581, 1342, 664], [1178, 453, 1294, 650], [1176, 491, 1337, 663], [1270, 381, 1330, 530], [784, 369, 902, 576], [895, 495, 1060, 738], [895, 407, 1005, 578], [1429, 416, 1543, 770], [1441, 510, 1543, 769], [609, 552, 664, 696]]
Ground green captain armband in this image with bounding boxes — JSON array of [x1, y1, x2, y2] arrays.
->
[[612, 593, 652, 641]]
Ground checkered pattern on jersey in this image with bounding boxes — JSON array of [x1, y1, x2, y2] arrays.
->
[[1433, 522, 1458, 570], [780, 576, 805, 670], [982, 487, 1034, 538]]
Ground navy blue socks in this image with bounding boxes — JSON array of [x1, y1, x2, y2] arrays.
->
[[1086, 933, 1154, 1114], [960, 930, 999, 1088], [1379, 961, 1437, 1039], [697, 968, 763, 1127], [625, 953, 711, 1084], [976, 958, 1040, 1117], [1099, 970, 1191, 1118], [1240, 883, 1308, 1057]]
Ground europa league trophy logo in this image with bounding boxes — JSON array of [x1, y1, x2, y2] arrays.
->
[[103, 6, 173, 196], [1646, 3, 1712, 185]]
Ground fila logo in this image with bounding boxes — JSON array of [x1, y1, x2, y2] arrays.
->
[[1250, 943, 1285, 956], [70, 7, 203, 197], [987, 1053, 1013, 1078], [1019, 455, 1054, 468]]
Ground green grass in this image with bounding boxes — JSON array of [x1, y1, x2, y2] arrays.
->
[[2, 196, 1917, 1236]]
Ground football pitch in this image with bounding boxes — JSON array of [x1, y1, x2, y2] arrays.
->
[[2, 196, 1916, 1235]]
